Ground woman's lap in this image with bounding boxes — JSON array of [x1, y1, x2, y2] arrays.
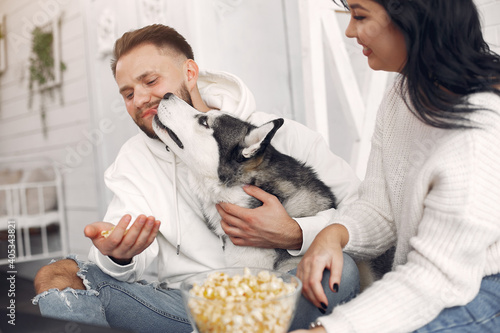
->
[[414, 273, 500, 333]]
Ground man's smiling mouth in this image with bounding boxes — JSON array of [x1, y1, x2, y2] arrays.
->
[[141, 108, 158, 118]]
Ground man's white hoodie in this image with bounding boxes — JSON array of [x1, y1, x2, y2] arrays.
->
[[89, 70, 359, 288]]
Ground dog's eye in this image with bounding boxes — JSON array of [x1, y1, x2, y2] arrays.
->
[[198, 116, 210, 129]]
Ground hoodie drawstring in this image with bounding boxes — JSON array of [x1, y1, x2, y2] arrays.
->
[[172, 154, 181, 255]]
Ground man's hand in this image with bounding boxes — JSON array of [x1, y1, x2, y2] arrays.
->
[[215, 185, 303, 250], [84, 214, 161, 264], [289, 328, 326, 333]]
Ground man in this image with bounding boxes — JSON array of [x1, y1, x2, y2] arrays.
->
[[33, 25, 360, 332]]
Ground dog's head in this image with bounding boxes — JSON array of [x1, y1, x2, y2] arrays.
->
[[152, 93, 284, 184]]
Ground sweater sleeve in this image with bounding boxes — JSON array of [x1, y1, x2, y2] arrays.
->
[[319, 95, 500, 333], [87, 161, 159, 282], [337, 87, 399, 260], [271, 117, 360, 256]]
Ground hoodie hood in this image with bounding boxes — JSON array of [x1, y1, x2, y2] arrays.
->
[[198, 69, 256, 121]]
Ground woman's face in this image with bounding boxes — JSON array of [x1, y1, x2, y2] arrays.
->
[[345, 0, 407, 73]]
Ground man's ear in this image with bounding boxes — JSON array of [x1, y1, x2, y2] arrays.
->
[[185, 59, 199, 92], [241, 118, 284, 159]]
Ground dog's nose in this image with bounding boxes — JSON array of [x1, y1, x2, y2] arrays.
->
[[163, 92, 174, 100]]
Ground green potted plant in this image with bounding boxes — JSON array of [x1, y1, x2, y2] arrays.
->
[[28, 25, 66, 137]]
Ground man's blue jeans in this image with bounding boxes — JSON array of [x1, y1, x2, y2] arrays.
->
[[32, 254, 360, 332]]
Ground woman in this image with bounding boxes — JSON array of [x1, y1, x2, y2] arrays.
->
[[291, 0, 500, 332]]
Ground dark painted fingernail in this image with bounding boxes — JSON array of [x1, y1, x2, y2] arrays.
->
[[333, 283, 339, 293], [320, 302, 327, 309], [318, 307, 326, 314]]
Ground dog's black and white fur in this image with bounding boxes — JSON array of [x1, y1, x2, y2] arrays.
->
[[153, 93, 337, 272]]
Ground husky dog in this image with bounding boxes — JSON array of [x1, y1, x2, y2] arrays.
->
[[153, 93, 336, 272]]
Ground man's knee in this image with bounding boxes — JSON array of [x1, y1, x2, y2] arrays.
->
[[34, 259, 85, 294]]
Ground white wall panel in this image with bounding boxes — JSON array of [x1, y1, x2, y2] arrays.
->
[[0, 0, 98, 256]]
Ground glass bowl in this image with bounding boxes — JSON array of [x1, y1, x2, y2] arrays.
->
[[180, 267, 302, 333]]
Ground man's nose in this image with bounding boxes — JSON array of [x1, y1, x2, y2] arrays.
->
[[134, 87, 151, 108]]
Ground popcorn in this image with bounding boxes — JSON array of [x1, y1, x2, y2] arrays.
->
[[100, 226, 128, 238], [101, 227, 115, 238], [187, 267, 298, 333]]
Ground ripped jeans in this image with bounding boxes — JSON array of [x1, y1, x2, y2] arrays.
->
[[32, 254, 360, 333]]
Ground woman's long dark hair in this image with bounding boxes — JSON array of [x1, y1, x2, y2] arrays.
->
[[335, 0, 500, 129]]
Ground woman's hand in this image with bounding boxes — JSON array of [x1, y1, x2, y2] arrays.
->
[[216, 185, 303, 250], [84, 214, 161, 264], [297, 224, 349, 308]]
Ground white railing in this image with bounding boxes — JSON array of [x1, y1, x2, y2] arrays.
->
[[0, 157, 68, 265], [298, 0, 390, 178]]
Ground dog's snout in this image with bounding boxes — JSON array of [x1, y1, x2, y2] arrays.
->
[[163, 92, 174, 100]]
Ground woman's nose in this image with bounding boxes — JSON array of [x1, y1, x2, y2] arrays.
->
[[345, 19, 356, 39]]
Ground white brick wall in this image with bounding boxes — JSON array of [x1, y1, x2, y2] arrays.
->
[[477, 0, 500, 53], [0, 0, 101, 257]]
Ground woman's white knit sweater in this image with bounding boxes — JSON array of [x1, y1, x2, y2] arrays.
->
[[320, 79, 500, 332]]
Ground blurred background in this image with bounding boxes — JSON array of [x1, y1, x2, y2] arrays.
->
[[0, 0, 499, 319]]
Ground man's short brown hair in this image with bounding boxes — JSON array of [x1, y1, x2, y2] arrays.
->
[[110, 24, 194, 77]]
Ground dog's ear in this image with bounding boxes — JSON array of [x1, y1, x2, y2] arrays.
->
[[241, 118, 284, 159]]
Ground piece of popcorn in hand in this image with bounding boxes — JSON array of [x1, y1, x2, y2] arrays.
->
[[101, 226, 128, 238]]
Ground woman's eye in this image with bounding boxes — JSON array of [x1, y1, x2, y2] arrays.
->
[[198, 116, 209, 128], [353, 15, 365, 21]]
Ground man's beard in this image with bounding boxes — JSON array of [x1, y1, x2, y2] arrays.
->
[[137, 84, 193, 139]]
